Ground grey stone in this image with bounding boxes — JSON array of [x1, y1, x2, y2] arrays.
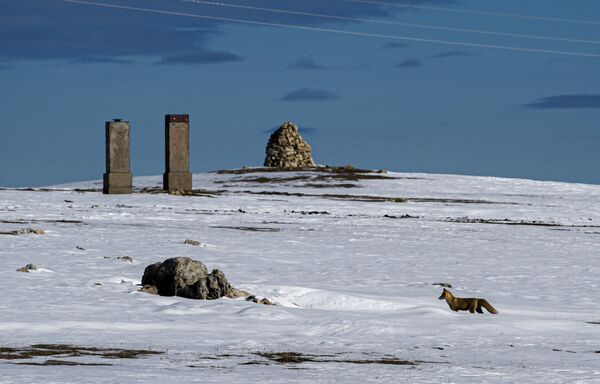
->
[[141, 257, 233, 300], [16, 264, 37, 273], [103, 173, 132, 195], [103, 120, 133, 194], [164, 115, 192, 194], [141, 285, 159, 295], [258, 298, 273, 305], [264, 122, 316, 168], [184, 239, 201, 246], [14, 228, 45, 235], [205, 269, 232, 299], [227, 287, 251, 299], [245, 295, 274, 305]]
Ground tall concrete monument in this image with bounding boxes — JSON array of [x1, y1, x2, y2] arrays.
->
[[164, 114, 192, 193], [103, 119, 133, 194]]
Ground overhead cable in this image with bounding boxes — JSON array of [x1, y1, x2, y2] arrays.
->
[[58, 0, 600, 58], [341, 0, 600, 26], [182, 0, 600, 46]]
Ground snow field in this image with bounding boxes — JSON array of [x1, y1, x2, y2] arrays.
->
[[1, 171, 599, 383]]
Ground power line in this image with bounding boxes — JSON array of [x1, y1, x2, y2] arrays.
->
[[340, 0, 600, 26], [58, 0, 600, 58], [182, 0, 600, 46]]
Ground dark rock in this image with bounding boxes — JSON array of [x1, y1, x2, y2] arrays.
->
[[245, 295, 274, 305], [184, 239, 201, 246], [384, 214, 419, 219], [117, 256, 134, 262], [16, 264, 37, 273], [141, 257, 233, 300], [258, 298, 274, 305]]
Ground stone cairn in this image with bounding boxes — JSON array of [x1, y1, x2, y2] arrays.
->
[[264, 122, 316, 168]]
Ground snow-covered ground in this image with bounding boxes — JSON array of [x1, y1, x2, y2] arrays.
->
[[1, 170, 600, 383]]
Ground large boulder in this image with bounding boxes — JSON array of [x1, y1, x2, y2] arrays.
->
[[141, 257, 235, 300], [264, 122, 316, 168]]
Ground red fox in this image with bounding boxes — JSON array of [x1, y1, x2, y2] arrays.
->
[[438, 288, 498, 314]]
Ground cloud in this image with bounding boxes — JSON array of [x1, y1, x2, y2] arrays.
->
[[0, 0, 455, 65], [67, 57, 134, 65], [428, 50, 479, 59], [526, 94, 600, 109], [0, 0, 229, 64], [395, 58, 423, 68], [381, 42, 409, 49], [287, 55, 369, 70], [287, 55, 328, 70], [157, 49, 243, 65], [394, 50, 478, 69], [281, 88, 340, 102]]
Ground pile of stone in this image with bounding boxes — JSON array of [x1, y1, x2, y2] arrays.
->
[[141, 257, 272, 304], [16, 264, 37, 273], [11, 228, 45, 236], [264, 122, 316, 168]]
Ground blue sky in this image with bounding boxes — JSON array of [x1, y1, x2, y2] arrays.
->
[[1, 0, 599, 186]]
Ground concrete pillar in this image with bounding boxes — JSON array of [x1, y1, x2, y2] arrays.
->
[[163, 114, 192, 193], [103, 119, 133, 194]]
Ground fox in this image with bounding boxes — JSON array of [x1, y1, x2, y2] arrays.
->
[[438, 288, 498, 314]]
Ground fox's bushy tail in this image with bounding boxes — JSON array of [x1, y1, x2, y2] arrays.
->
[[480, 300, 498, 314]]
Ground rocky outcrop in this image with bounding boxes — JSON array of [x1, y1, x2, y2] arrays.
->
[[264, 122, 316, 168], [8, 228, 45, 236], [140, 257, 276, 304], [141, 257, 243, 300], [16, 264, 37, 273]]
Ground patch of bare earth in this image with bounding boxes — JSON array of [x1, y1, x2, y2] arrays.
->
[[446, 217, 600, 228], [215, 166, 391, 175], [210, 226, 281, 232], [0, 344, 163, 366], [249, 352, 416, 366]]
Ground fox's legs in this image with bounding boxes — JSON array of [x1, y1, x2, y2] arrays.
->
[[468, 300, 484, 313], [469, 301, 477, 313]]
